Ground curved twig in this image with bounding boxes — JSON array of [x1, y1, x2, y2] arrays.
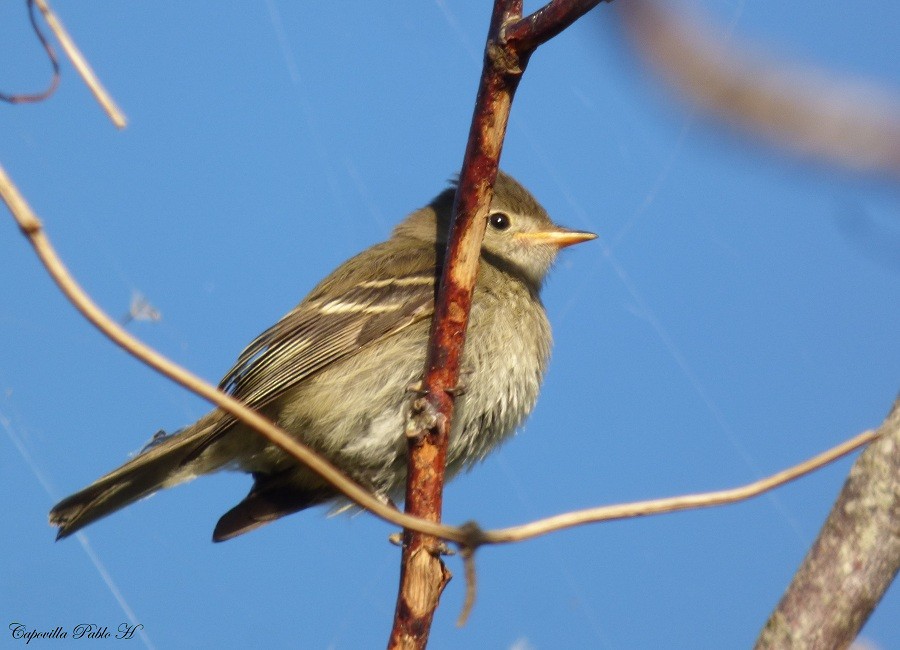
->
[[479, 428, 878, 545], [0, 0, 60, 104]]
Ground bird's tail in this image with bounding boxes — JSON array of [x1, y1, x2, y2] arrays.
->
[[49, 415, 226, 539]]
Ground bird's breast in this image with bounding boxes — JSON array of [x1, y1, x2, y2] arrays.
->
[[446, 279, 552, 474]]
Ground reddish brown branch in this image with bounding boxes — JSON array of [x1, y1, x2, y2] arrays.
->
[[389, 0, 607, 646], [755, 398, 900, 649], [388, 4, 523, 645], [505, 0, 611, 52]]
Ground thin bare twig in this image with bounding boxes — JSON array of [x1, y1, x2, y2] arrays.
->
[[32, 0, 127, 128], [480, 429, 878, 544], [0, 0, 60, 104], [457, 547, 478, 627]]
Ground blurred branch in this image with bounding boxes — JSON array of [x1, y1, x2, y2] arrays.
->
[[617, 0, 900, 180], [31, 0, 127, 128], [756, 398, 900, 649], [0, 0, 59, 104]]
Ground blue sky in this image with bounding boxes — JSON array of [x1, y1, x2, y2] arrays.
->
[[2, 2, 897, 648]]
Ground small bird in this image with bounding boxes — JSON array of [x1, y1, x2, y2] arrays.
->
[[49, 172, 596, 542]]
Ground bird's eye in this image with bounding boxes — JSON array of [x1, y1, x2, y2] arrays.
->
[[489, 212, 511, 231]]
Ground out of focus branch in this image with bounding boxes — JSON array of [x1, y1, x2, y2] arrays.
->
[[618, 0, 900, 179]]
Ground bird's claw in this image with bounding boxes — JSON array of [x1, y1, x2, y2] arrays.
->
[[387, 532, 454, 556], [406, 396, 446, 439], [406, 381, 428, 396]]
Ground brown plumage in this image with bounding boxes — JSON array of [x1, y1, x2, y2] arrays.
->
[[49, 172, 596, 542]]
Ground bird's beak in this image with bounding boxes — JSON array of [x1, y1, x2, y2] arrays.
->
[[515, 227, 597, 249]]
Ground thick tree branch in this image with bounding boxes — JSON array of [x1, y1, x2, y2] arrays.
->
[[756, 398, 900, 650]]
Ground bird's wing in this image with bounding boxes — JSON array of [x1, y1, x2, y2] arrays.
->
[[218, 268, 437, 413]]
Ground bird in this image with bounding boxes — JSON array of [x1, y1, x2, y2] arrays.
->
[[49, 171, 596, 542]]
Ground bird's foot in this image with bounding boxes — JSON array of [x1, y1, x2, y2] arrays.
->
[[405, 396, 446, 439], [387, 532, 455, 556]]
